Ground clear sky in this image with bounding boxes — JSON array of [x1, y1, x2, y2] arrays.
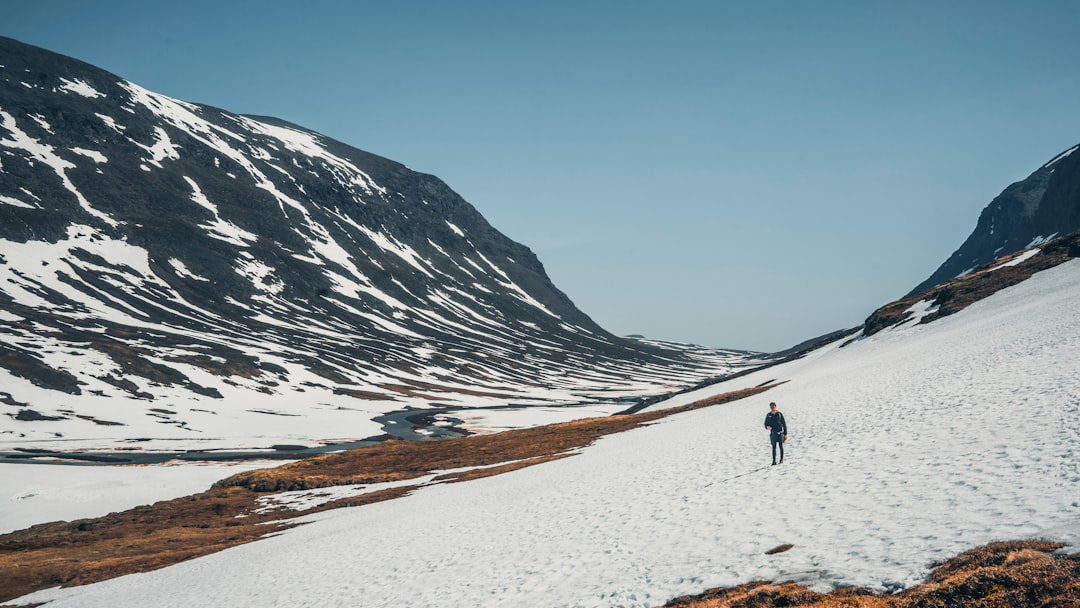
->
[[4, 1, 1080, 352]]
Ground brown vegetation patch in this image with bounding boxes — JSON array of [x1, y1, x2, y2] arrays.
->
[[764, 544, 793, 555], [661, 540, 1079, 608], [0, 486, 284, 603], [215, 385, 773, 492], [664, 580, 876, 608], [299, 485, 417, 513], [0, 384, 772, 603]]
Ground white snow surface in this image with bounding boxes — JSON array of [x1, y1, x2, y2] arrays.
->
[[57, 78, 105, 99], [990, 247, 1041, 270], [13, 261, 1080, 608], [1046, 145, 1078, 168], [0, 460, 280, 535]]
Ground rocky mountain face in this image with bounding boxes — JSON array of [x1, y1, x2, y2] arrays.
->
[[909, 143, 1080, 296], [852, 142, 1080, 341], [0, 37, 754, 453]]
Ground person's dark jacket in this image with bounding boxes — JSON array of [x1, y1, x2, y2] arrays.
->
[[764, 411, 787, 436]]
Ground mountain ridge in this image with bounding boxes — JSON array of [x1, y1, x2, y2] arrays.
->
[[0, 36, 754, 453]]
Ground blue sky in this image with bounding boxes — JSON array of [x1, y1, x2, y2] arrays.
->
[[5, 1, 1080, 351]]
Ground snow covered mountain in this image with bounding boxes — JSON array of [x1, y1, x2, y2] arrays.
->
[[909, 142, 1080, 295], [0, 37, 753, 454]]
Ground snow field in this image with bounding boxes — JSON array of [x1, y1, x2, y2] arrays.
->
[[0, 460, 282, 535], [13, 260, 1080, 607]]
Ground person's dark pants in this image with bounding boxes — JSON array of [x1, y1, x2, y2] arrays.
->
[[771, 432, 784, 464]]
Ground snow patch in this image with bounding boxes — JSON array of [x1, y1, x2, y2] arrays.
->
[[71, 147, 107, 163], [0, 109, 118, 227], [954, 266, 976, 279], [183, 176, 258, 246], [233, 115, 386, 196], [235, 256, 285, 295], [992, 248, 1040, 270], [0, 194, 36, 209], [356, 224, 435, 279], [29, 114, 53, 133], [901, 299, 939, 324], [1045, 145, 1078, 168], [58, 77, 105, 99], [1027, 233, 1058, 248], [131, 126, 181, 168], [95, 113, 125, 132], [168, 258, 210, 282]]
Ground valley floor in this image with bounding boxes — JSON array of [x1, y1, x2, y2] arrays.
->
[[6, 260, 1080, 607], [0, 460, 281, 535]]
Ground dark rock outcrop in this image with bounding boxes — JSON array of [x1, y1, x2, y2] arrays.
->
[[909, 144, 1080, 296]]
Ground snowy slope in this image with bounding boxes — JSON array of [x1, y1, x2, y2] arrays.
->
[[0, 459, 280, 535], [15, 260, 1080, 608]]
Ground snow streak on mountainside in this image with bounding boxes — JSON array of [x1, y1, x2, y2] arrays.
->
[[909, 142, 1080, 296], [0, 37, 757, 453]]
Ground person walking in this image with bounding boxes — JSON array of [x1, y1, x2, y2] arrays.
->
[[764, 402, 787, 465]]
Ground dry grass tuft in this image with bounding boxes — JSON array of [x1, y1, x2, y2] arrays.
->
[[905, 540, 1079, 607], [664, 581, 843, 608], [763, 544, 794, 555], [0, 486, 283, 603], [660, 540, 1080, 608]]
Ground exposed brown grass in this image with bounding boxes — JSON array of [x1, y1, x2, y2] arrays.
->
[[764, 544, 794, 555], [660, 541, 1080, 608], [0, 384, 772, 603], [664, 581, 890, 608], [213, 384, 775, 492], [0, 486, 285, 604]]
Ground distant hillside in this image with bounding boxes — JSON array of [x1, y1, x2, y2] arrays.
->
[[0, 36, 754, 453]]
